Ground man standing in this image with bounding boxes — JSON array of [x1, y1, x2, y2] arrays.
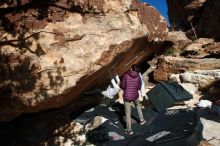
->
[[121, 64, 146, 135]]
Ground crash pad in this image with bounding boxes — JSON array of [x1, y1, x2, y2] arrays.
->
[[147, 82, 193, 112], [85, 105, 203, 146]]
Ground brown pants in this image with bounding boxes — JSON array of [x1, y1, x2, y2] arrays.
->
[[124, 100, 144, 130]]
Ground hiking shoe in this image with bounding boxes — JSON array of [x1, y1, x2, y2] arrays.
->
[[124, 129, 133, 135], [140, 119, 146, 125]]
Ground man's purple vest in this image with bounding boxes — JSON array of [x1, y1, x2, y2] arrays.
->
[[120, 70, 141, 101]]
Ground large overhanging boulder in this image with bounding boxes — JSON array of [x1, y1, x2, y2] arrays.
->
[[0, 0, 168, 121]]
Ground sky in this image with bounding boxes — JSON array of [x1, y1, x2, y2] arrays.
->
[[141, 0, 169, 24]]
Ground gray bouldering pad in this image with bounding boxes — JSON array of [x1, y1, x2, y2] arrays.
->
[[147, 82, 193, 112]]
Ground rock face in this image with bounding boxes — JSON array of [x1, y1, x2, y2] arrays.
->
[[183, 40, 220, 58], [184, 38, 214, 52], [170, 70, 220, 88], [180, 70, 220, 87], [152, 31, 220, 96], [167, 0, 220, 40], [165, 31, 192, 56], [0, 0, 168, 121], [201, 115, 220, 146], [153, 56, 220, 81], [166, 31, 192, 49]]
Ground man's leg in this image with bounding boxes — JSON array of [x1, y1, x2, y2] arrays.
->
[[124, 101, 132, 130], [134, 100, 144, 121]]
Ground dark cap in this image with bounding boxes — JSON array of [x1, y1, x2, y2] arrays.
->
[[131, 64, 140, 72]]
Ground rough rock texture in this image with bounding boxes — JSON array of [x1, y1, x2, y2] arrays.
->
[[167, 0, 220, 40], [179, 70, 220, 88], [204, 43, 220, 57], [166, 0, 207, 28], [204, 80, 220, 100], [165, 31, 192, 56], [166, 31, 192, 51], [201, 116, 220, 146], [179, 83, 198, 95], [169, 73, 199, 93], [46, 116, 105, 146], [198, 140, 214, 146], [182, 38, 217, 58], [153, 56, 220, 81], [184, 38, 214, 52], [0, 0, 168, 121], [46, 120, 97, 146], [169, 70, 220, 88]]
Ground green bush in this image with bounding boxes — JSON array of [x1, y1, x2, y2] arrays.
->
[[163, 47, 175, 56], [191, 35, 197, 41]]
